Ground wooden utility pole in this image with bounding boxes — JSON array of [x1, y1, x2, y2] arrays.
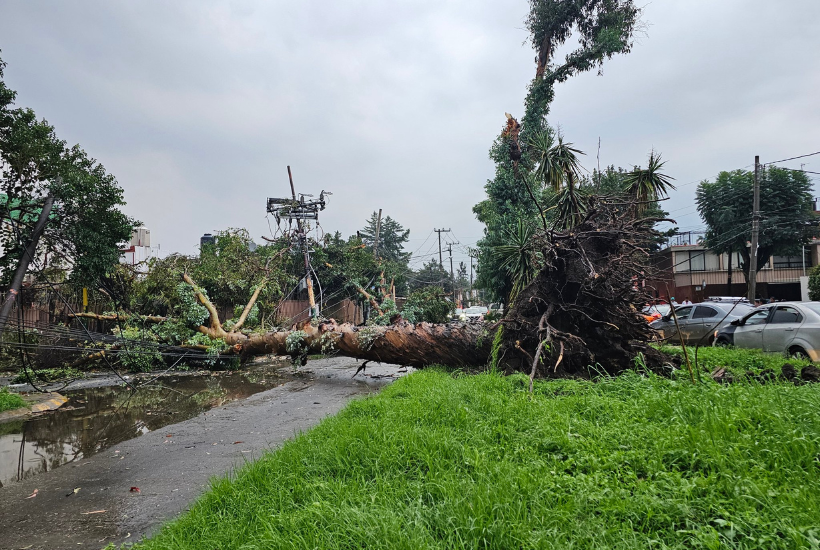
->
[[0, 197, 54, 333], [748, 156, 760, 302], [287, 166, 317, 318], [373, 208, 382, 259], [435, 228, 450, 268]]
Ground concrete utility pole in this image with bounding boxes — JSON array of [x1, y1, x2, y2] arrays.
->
[[0, 197, 54, 333], [748, 155, 761, 302], [373, 208, 382, 259], [434, 228, 450, 267]]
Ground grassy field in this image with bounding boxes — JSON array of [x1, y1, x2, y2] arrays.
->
[[0, 386, 26, 413], [135, 361, 820, 550]]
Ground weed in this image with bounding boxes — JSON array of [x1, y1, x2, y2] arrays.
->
[[0, 387, 26, 413]]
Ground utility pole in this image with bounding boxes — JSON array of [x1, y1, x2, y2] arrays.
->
[[0, 196, 54, 333], [268, 167, 330, 318], [446, 242, 456, 305], [748, 155, 760, 302], [373, 208, 382, 259], [434, 228, 450, 267]]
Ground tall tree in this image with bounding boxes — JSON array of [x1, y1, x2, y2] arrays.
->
[[696, 167, 817, 282], [473, 0, 641, 303], [359, 211, 411, 265], [0, 53, 135, 287]]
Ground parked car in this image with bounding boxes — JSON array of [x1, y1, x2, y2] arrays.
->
[[642, 303, 672, 322], [713, 301, 820, 360], [650, 301, 754, 345], [462, 306, 488, 321]]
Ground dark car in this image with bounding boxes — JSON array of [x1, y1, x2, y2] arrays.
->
[[650, 301, 754, 345]]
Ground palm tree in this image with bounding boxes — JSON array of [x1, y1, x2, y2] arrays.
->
[[528, 131, 586, 228], [624, 151, 675, 215], [491, 218, 536, 304]]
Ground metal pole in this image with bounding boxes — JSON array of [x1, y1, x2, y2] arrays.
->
[[748, 156, 760, 302], [0, 196, 54, 333]]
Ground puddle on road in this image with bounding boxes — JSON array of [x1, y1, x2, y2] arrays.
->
[[0, 367, 292, 487]]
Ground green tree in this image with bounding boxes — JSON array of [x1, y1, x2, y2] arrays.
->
[[696, 167, 817, 283], [359, 212, 411, 265], [624, 151, 675, 215], [473, 0, 640, 303], [409, 260, 452, 294], [0, 53, 135, 287]]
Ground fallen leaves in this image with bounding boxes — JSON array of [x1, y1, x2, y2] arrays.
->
[[25, 489, 38, 499], [81, 509, 106, 515], [65, 487, 80, 497]]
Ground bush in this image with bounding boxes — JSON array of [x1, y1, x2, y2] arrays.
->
[[809, 265, 820, 301], [402, 286, 453, 323]]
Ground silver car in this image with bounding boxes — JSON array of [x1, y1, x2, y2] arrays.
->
[[715, 302, 820, 360], [650, 301, 754, 345]]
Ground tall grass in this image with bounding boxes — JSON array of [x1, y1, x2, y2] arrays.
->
[[136, 369, 820, 549], [0, 387, 26, 413]]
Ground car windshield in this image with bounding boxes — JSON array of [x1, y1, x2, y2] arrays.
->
[[465, 308, 483, 314]]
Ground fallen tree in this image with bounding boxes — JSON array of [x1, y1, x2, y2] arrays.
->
[[163, 201, 670, 377], [62, 202, 669, 378]]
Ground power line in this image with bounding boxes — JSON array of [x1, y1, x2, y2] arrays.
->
[[765, 151, 820, 166]]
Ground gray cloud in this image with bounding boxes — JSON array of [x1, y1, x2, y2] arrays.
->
[[1, 0, 818, 272]]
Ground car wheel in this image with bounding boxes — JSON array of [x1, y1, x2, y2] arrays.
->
[[714, 337, 731, 348], [789, 346, 810, 360]]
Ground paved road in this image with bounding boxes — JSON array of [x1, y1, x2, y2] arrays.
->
[[0, 358, 405, 549]]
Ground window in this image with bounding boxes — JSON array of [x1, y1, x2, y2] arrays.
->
[[770, 306, 802, 324], [674, 306, 693, 320], [692, 305, 719, 319], [704, 253, 720, 271], [743, 309, 770, 326], [678, 251, 706, 272], [689, 251, 705, 271], [772, 251, 812, 269]]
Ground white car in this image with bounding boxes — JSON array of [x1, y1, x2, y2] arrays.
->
[[462, 306, 488, 321], [714, 301, 820, 360]]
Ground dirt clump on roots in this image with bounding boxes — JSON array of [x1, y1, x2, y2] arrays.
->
[[501, 201, 673, 377]]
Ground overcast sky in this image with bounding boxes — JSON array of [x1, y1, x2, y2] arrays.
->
[[1, 0, 818, 273]]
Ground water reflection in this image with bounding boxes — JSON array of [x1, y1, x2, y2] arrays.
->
[[0, 368, 288, 487]]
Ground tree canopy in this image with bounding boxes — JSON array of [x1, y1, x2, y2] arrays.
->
[[0, 53, 135, 287], [473, 0, 642, 303], [696, 167, 817, 279], [359, 211, 411, 265]]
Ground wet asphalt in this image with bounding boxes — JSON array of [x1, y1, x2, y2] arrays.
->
[[0, 358, 406, 549]]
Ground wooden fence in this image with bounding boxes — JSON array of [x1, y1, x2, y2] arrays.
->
[[276, 298, 363, 326]]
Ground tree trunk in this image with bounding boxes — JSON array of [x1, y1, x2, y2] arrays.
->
[[233, 319, 495, 368]]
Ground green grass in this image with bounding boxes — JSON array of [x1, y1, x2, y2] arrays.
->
[[135, 369, 820, 549], [660, 344, 813, 377], [0, 387, 26, 413]]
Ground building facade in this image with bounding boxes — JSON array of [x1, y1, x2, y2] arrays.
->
[[651, 232, 818, 303]]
